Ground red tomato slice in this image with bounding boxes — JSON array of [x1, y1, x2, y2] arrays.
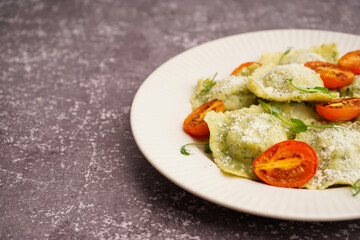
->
[[339, 50, 360, 75], [252, 140, 318, 188], [304, 61, 355, 89], [183, 99, 225, 137], [316, 98, 360, 121], [231, 62, 262, 76]]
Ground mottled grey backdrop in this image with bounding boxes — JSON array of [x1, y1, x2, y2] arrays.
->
[[1, 0, 360, 239]]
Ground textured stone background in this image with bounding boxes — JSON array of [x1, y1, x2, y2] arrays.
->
[[1, 0, 360, 239]]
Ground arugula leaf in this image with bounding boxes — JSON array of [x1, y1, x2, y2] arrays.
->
[[287, 79, 337, 98], [181, 142, 211, 156], [258, 99, 342, 133]]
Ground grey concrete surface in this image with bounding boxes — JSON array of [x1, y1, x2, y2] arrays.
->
[[1, 0, 360, 239]]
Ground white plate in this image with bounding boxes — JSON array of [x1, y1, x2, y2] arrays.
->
[[131, 29, 360, 221]]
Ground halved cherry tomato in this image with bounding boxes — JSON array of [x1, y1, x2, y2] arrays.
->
[[339, 50, 360, 75], [316, 98, 360, 121], [231, 62, 262, 76], [252, 140, 318, 188], [183, 99, 225, 137], [304, 61, 355, 89]]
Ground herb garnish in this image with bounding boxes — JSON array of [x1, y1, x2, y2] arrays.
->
[[287, 78, 337, 98], [202, 73, 218, 92], [259, 99, 341, 133], [181, 142, 211, 155], [278, 47, 292, 65], [352, 179, 360, 196]]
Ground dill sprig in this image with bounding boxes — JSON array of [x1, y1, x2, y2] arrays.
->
[[259, 99, 341, 133], [287, 78, 337, 98], [181, 142, 211, 156]]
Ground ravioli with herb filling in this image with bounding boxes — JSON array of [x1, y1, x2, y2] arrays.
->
[[260, 43, 339, 65], [310, 43, 339, 63], [204, 105, 289, 179], [295, 122, 360, 190], [247, 64, 338, 102], [340, 75, 360, 98], [191, 75, 257, 111], [281, 52, 325, 65], [268, 102, 321, 127]]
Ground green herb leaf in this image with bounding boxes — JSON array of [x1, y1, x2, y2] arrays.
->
[[352, 178, 360, 196], [181, 145, 191, 155], [290, 118, 308, 133], [290, 118, 307, 127], [289, 124, 308, 133], [287, 79, 337, 98], [181, 142, 211, 156], [204, 143, 211, 153], [313, 87, 336, 96], [271, 105, 281, 114], [202, 73, 218, 92], [289, 118, 308, 133], [258, 99, 344, 133], [278, 47, 292, 65]]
